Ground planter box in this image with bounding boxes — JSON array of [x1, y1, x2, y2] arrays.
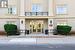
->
[[57, 25, 72, 35], [0, 31, 7, 35], [4, 24, 19, 36]]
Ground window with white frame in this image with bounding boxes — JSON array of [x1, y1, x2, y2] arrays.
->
[[56, 4, 68, 15], [0, 0, 8, 8], [32, 4, 42, 12], [8, 6, 17, 15]]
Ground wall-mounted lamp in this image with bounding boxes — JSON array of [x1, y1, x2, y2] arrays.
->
[[21, 20, 23, 24]]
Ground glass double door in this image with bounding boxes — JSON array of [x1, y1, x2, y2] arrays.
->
[[30, 20, 43, 33]]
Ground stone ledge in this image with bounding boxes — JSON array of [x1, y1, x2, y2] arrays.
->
[[0, 31, 7, 35]]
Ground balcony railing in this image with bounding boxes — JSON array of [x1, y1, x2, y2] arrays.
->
[[25, 12, 48, 16]]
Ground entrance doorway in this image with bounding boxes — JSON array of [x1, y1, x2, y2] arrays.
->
[[30, 20, 43, 33]]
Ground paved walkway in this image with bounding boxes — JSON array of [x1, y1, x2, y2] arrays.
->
[[0, 35, 75, 45]]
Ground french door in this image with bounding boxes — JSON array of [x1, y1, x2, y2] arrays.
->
[[30, 20, 43, 33]]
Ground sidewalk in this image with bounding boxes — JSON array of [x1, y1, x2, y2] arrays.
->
[[0, 35, 75, 45], [36, 36, 75, 44]]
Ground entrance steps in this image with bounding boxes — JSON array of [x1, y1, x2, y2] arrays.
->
[[6, 34, 65, 38], [0, 33, 65, 38], [22, 34, 64, 38]]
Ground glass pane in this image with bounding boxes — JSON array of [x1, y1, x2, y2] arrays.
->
[[8, 6, 17, 15], [32, 4, 37, 12], [32, 4, 42, 12], [37, 23, 41, 32], [12, 7, 16, 15], [33, 25, 36, 32], [56, 5, 67, 14], [37, 29, 41, 32]]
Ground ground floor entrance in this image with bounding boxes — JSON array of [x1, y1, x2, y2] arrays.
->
[[25, 19, 48, 34], [30, 20, 43, 33], [20, 18, 54, 35]]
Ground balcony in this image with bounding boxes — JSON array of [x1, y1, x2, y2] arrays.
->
[[25, 12, 48, 16]]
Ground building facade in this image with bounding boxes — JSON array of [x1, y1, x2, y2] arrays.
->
[[0, 0, 75, 35]]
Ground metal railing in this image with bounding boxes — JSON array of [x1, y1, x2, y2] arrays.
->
[[25, 12, 48, 16]]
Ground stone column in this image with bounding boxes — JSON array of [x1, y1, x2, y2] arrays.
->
[[48, 0, 54, 16], [20, 19, 25, 36], [19, 0, 25, 16], [48, 19, 54, 35]]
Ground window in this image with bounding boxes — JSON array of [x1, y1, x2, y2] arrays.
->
[[56, 4, 68, 15], [8, 6, 17, 15], [0, 0, 8, 8], [32, 4, 42, 12]]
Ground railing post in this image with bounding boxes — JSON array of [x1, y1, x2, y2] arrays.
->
[[36, 12, 37, 16], [25, 12, 26, 16], [42, 12, 43, 16], [30, 12, 32, 16], [25, 12, 48, 16], [47, 12, 48, 16]]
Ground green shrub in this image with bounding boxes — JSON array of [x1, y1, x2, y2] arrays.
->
[[57, 25, 72, 35], [4, 24, 18, 35]]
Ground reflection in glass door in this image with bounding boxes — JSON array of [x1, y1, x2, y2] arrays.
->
[[30, 20, 43, 33], [33, 22, 37, 32]]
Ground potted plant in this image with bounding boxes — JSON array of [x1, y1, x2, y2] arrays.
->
[[4, 24, 19, 36], [57, 25, 72, 35]]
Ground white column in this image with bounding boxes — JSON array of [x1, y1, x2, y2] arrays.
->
[[48, 0, 54, 16], [20, 19, 25, 36], [20, 0, 25, 16], [48, 19, 54, 34]]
